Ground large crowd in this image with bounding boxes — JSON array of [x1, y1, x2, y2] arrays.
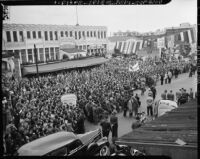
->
[[2, 55, 195, 155]]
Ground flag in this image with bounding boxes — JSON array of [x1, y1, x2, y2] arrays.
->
[[139, 40, 143, 50], [187, 30, 192, 43], [120, 41, 124, 52], [129, 62, 139, 72], [180, 32, 184, 41], [135, 41, 141, 54], [183, 31, 189, 43], [126, 41, 130, 54], [133, 40, 137, 53], [190, 29, 195, 43]]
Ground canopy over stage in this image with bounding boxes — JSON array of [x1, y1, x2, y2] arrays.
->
[[116, 99, 197, 159], [23, 57, 108, 76]]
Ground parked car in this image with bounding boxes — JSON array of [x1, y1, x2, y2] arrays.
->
[[17, 128, 110, 156], [111, 143, 145, 156], [154, 100, 178, 118]]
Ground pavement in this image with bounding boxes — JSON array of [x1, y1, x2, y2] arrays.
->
[[84, 72, 197, 140]]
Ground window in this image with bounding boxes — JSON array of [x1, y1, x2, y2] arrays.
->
[[13, 31, 18, 42], [50, 31, 53, 40], [70, 31, 72, 37], [54, 31, 58, 40], [75, 31, 77, 39], [27, 49, 33, 62], [90, 31, 93, 37], [68, 140, 82, 155], [27, 31, 31, 39], [32, 31, 36, 39], [61, 31, 64, 37], [38, 31, 41, 39], [44, 31, 48, 41], [50, 47, 54, 60], [48, 146, 67, 156], [98, 31, 100, 39], [87, 31, 89, 37], [39, 48, 44, 62], [6, 31, 11, 42], [101, 31, 103, 39], [104, 31, 106, 38], [45, 48, 49, 61], [79, 31, 81, 39], [82, 31, 85, 38], [19, 31, 24, 42], [55, 47, 59, 60], [21, 49, 27, 64], [94, 31, 96, 37], [65, 31, 68, 37]]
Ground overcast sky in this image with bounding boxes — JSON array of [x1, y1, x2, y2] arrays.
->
[[8, 0, 196, 34]]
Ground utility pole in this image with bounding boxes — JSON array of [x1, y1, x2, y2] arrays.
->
[[34, 44, 39, 79]]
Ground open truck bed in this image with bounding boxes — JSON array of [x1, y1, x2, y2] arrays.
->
[[116, 99, 198, 159]]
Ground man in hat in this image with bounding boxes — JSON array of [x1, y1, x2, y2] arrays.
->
[[100, 116, 111, 139], [161, 90, 167, 100], [110, 110, 118, 141]]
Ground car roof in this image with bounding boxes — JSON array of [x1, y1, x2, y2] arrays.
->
[[18, 131, 78, 156]]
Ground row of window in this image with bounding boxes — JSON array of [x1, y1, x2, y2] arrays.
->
[[8, 47, 60, 64], [5, 30, 107, 42]]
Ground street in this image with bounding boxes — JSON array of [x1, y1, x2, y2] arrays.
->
[[85, 72, 197, 139]]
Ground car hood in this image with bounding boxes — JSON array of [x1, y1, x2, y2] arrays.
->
[[77, 128, 102, 145]]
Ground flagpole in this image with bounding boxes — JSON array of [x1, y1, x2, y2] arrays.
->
[[76, 6, 79, 26]]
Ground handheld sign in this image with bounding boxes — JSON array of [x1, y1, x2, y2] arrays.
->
[[61, 94, 77, 106]]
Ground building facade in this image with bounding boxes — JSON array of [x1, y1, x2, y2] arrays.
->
[[2, 23, 108, 64]]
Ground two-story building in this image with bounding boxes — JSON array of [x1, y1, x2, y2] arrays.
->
[[2, 23, 108, 64]]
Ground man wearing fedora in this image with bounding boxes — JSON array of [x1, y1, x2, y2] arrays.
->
[[110, 110, 118, 141]]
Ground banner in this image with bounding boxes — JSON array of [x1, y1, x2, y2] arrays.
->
[[61, 94, 77, 106], [187, 30, 192, 43], [157, 37, 165, 48], [129, 62, 139, 72], [180, 32, 184, 41]]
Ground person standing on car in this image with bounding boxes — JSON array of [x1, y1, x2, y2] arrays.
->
[[110, 110, 118, 141], [100, 116, 111, 139], [161, 90, 167, 100]]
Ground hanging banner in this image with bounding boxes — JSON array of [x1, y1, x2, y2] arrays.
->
[[157, 37, 165, 48]]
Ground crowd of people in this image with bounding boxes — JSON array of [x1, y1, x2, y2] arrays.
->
[[2, 55, 195, 155]]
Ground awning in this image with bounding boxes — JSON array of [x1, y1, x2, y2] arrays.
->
[[23, 57, 108, 75]]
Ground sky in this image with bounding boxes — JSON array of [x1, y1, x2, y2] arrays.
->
[[8, 0, 197, 34]]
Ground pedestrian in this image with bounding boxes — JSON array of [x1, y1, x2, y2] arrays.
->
[[135, 94, 141, 107], [164, 72, 168, 84], [100, 116, 111, 139], [146, 94, 154, 116], [160, 73, 164, 85], [110, 110, 118, 141], [176, 89, 182, 103], [167, 90, 174, 101], [127, 97, 133, 117], [150, 86, 157, 101], [189, 88, 194, 101], [161, 90, 167, 100], [168, 70, 172, 84]]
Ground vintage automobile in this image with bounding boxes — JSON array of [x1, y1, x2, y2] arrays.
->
[[110, 143, 146, 156], [154, 100, 178, 118], [17, 128, 110, 156]]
